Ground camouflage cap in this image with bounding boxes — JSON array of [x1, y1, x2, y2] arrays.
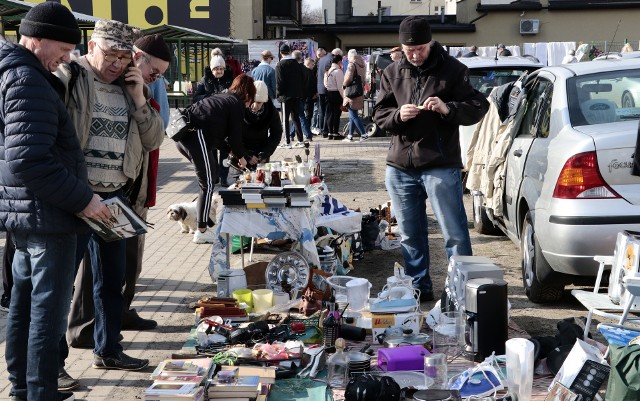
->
[[91, 19, 136, 51]]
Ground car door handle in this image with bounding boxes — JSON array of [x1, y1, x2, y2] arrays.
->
[[513, 149, 523, 157]]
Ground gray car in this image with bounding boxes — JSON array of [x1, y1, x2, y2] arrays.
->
[[468, 58, 640, 303]]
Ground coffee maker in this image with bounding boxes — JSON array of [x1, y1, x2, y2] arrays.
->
[[464, 278, 508, 361]]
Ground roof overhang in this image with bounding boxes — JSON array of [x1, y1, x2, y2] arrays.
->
[[142, 25, 241, 43]]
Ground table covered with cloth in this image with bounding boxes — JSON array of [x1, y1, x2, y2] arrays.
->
[[208, 183, 361, 281]]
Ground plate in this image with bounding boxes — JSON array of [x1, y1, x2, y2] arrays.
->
[[265, 251, 310, 292], [381, 371, 434, 389]]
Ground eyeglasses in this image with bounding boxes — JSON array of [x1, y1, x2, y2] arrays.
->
[[95, 42, 132, 64], [141, 54, 162, 80]]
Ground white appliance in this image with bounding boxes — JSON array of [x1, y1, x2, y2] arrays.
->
[[609, 231, 640, 308], [216, 269, 247, 297], [444, 255, 503, 312]]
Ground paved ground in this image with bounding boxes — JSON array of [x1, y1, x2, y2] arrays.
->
[[0, 127, 393, 400]]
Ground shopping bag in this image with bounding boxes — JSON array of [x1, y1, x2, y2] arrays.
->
[[167, 108, 195, 141]]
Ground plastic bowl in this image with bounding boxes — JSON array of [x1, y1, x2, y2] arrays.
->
[[326, 275, 356, 300]]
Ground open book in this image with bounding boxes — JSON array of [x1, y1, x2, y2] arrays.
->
[[81, 197, 148, 242]]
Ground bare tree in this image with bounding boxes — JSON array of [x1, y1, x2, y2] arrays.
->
[[302, 0, 323, 24]]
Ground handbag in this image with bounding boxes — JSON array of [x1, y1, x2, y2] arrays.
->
[[166, 108, 195, 142], [344, 65, 364, 99]]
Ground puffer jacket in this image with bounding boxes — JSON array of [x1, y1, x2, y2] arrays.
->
[[192, 67, 233, 103], [242, 100, 282, 159], [0, 42, 93, 233], [343, 55, 366, 110], [55, 57, 165, 212], [373, 42, 489, 170]]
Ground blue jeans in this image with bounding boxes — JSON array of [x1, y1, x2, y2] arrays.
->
[[385, 166, 472, 292], [298, 98, 312, 140], [311, 99, 320, 129], [6, 232, 76, 400], [348, 107, 366, 138]]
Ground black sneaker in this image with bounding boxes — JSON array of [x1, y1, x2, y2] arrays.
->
[[0, 293, 10, 313], [93, 351, 149, 371], [419, 289, 435, 302], [58, 368, 80, 391], [58, 391, 74, 401]]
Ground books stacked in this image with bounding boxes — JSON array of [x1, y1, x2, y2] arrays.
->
[[207, 371, 262, 401], [241, 183, 266, 208], [284, 185, 311, 207], [145, 358, 213, 401], [260, 187, 287, 207], [219, 189, 245, 207]]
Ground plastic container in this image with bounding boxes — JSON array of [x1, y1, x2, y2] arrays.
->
[[326, 275, 356, 302], [505, 338, 534, 401], [252, 289, 273, 313], [232, 288, 253, 312], [346, 278, 372, 311]]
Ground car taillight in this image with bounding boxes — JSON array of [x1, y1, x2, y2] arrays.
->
[[553, 151, 620, 199]]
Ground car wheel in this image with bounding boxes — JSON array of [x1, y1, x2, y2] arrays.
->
[[365, 123, 379, 137], [472, 194, 502, 235], [521, 212, 564, 303], [622, 91, 636, 108]]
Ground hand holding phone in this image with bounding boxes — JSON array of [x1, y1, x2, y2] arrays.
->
[[125, 60, 136, 86]]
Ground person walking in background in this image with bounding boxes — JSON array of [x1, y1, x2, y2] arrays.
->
[[497, 43, 512, 56], [373, 16, 489, 302], [390, 46, 403, 62], [192, 48, 233, 103], [311, 47, 326, 134], [0, 3, 109, 400], [276, 44, 305, 148], [463, 45, 479, 57], [292, 50, 313, 142], [249, 50, 276, 99], [562, 49, 578, 64], [55, 19, 164, 372], [175, 74, 255, 243], [324, 53, 345, 140], [302, 58, 318, 141], [316, 48, 340, 138], [342, 49, 368, 142]]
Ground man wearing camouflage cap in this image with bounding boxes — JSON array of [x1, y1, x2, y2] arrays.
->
[[55, 19, 164, 372]]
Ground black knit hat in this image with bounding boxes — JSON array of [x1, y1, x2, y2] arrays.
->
[[398, 16, 431, 46], [19, 2, 81, 45], [134, 34, 171, 62]]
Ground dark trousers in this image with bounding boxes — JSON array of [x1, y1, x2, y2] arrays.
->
[[317, 94, 328, 134], [176, 129, 218, 229], [282, 97, 303, 143], [2, 230, 14, 298], [326, 91, 343, 135]]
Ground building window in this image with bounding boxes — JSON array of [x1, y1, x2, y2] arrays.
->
[[410, 0, 422, 3]]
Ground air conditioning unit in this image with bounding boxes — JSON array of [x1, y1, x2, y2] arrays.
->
[[520, 19, 540, 35]]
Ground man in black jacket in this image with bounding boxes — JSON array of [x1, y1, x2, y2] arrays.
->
[[373, 16, 489, 302], [276, 44, 305, 148], [0, 3, 108, 400]]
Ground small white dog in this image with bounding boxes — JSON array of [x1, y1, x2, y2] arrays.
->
[[167, 194, 221, 234]]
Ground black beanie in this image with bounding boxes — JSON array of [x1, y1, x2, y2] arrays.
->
[[399, 16, 432, 46], [19, 2, 81, 45], [134, 34, 172, 62]]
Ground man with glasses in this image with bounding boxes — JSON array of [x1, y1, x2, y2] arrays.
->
[[373, 16, 488, 302], [114, 34, 171, 332], [249, 49, 276, 100], [55, 19, 164, 371]]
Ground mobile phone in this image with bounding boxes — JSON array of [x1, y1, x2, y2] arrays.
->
[[124, 60, 136, 86]]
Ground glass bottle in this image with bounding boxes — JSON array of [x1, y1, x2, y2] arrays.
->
[[327, 338, 349, 388]]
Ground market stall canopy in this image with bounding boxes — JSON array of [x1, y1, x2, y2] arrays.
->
[[142, 24, 241, 44], [0, 0, 99, 31]]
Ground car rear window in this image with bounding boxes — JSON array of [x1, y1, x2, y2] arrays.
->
[[568, 69, 640, 126], [468, 68, 537, 96]]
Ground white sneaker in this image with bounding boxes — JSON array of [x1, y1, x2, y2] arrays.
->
[[278, 143, 289, 148], [360, 135, 369, 141], [193, 229, 216, 244], [293, 142, 305, 148], [311, 127, 320, 135], [342, 137, 353, 142]]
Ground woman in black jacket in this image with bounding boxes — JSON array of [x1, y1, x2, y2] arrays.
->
[[192, 48, 233, 103], [177, 74, 256, 244], [242, 80, 282, 170]]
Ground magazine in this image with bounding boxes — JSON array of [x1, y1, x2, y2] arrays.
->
[[81, 196, 148, 242]]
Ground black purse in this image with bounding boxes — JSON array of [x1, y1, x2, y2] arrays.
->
[[344, 69, 364, 99], [166, 108, 195, 142]]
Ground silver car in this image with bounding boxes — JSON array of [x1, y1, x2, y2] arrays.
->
[[470, 58, 640, 303]]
